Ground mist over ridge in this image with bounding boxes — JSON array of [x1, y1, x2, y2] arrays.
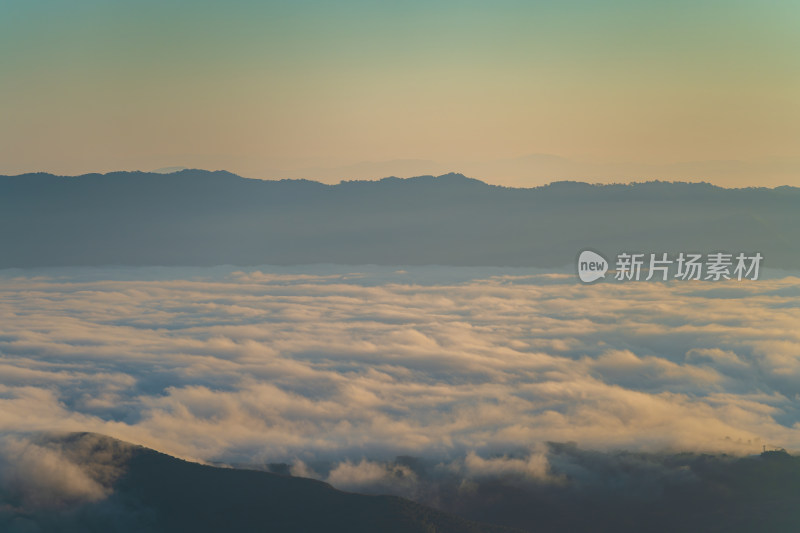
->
[[5, 431, 800, 533], [3, 170, 800, 531]]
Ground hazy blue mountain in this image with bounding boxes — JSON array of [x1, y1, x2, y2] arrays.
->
[[1, 170, 798, 268]]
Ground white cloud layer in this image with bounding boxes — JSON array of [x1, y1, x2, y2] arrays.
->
[[1, 266, 799, 490]]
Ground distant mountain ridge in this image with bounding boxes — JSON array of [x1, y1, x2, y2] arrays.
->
[[1, 170, 798, 269]]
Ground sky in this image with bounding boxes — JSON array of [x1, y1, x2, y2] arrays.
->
[[1, 0, 799, 186]]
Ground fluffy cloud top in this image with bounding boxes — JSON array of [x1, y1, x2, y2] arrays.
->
[[1, 265, 799, 487]]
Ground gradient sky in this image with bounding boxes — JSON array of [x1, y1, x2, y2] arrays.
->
[[1, 0, 799, 185]]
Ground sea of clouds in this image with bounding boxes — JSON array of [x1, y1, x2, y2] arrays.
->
[[1, 265, 800, 502]]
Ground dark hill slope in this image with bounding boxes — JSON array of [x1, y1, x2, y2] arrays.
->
[[0, 432, 520, 533]]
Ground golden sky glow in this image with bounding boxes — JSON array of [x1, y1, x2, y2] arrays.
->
[[1, 1, 798, 185]]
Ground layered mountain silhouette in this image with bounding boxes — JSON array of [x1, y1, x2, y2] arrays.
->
[[1, 169, 798, 269]]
